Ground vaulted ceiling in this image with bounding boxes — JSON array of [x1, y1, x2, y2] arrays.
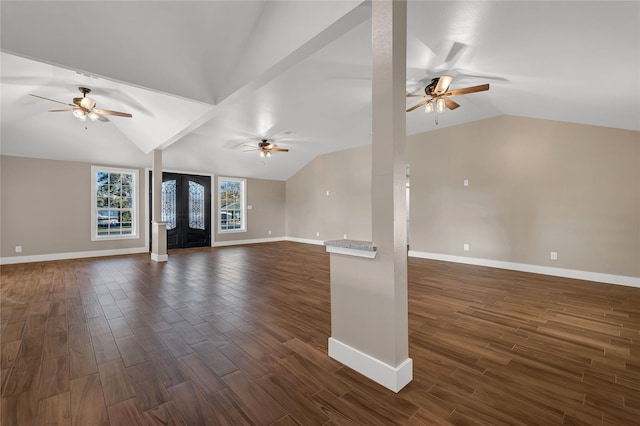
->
[[2, 1, 638, 180]]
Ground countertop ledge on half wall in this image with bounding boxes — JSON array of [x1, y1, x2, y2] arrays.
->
[[324, 239, 377, 259]]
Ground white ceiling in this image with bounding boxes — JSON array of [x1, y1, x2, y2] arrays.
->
[[2, 1, 639, 181]]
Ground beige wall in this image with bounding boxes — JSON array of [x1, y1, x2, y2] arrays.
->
[[408, 115, 639, 278], [0, 157, 287, 258], [214, 176, 286, 242], [3, 115, 639, 279], [286, 115, 640, 279], [1, 156, 147, 258], [286, 145, 372, 242]]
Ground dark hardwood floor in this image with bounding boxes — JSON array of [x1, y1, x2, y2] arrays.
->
[[1, 241, 639, 425]]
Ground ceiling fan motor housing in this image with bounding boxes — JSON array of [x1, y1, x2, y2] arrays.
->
[[259, 140, 274, 149], [425, 78, 440, 96]]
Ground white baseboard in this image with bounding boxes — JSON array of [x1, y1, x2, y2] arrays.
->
[[211, 237, 285, 247], [284, 236, 325, 245], [328, 337, 412, 393], [6, 241, 634, 290], [408, 250, 640, 288], [0, 246, 149, 265], [150, 253, 168, 262], [212, 236, 325, 247], [0, 237, 310, 264]]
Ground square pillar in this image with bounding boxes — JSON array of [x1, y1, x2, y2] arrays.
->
[[151, 149, 168, 262], [327, 0, 411, 393]]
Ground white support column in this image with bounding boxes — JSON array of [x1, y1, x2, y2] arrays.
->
[[151, 149, 168, 262], [327, 0, 411, 393]]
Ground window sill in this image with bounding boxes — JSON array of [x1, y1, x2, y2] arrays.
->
[[92, 234, 139, 242], [218, 229, 247, 234]]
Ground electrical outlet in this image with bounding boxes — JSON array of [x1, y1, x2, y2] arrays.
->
[[326, 190, 330, 196], [463, 243, 469, 251], [268, 230, 272, 235], [343, 234, 347, 239], [316, 231, 320, 237], [463, 179, 469, 187], [15, 245, 22, 253], [550, 251, 558, 260]]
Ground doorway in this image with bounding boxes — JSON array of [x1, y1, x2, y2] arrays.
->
[[150, 172, 211, 249]]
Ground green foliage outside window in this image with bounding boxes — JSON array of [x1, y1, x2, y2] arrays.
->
[[96, 170, 135, 236]]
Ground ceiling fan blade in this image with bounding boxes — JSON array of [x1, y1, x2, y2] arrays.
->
[[406, 94, 426, 98], [93, 109, 132, 118], [444, 42, 468, 64], [271, 148, 289, 152], [48, 109, 75, 112], [444, 98, 460, 110], [434, 76, 453, 95], [243, 144, 260, 149], [446, 83, 490, 97], [453, 72, 508, 82], [95, 114, 110, 123], [406, 99, 429, 112], [29, 94, 75, 107]]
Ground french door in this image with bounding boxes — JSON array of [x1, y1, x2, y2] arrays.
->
[[151, 172, 211, 249]]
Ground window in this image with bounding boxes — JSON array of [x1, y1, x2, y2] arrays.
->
[[218, 177, 246, 232], [92, 166, 138, 240]]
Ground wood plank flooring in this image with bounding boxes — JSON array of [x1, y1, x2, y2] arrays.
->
[[1, 241, 639, 425]]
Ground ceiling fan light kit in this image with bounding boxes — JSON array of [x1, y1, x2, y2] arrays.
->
[[425, 102, 433, 113], [73, 108, 87, 121]]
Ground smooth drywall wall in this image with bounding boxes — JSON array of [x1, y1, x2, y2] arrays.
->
[[286, 145, 372, 242], [284, 115, 639, 279], [408, 115, 640, 278], [1, 156, 147, 258], [214, 176, 286, 242]]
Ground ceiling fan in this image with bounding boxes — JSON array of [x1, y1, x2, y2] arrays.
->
[[243, 139, 289, 158], [29, 87, 133, 122], [406, 76, 489, 125]]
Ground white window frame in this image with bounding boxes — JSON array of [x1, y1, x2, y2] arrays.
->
[[91, 166, 139, 241], [218, 177, 247, 233]]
